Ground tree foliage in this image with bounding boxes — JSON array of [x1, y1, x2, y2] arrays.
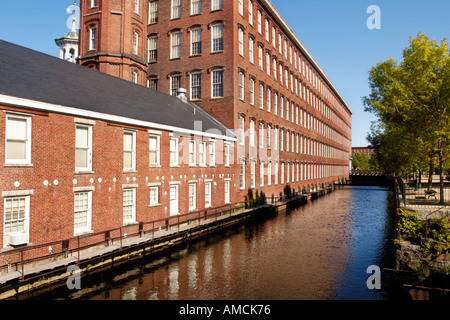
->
[[364, 33, 450, 203]]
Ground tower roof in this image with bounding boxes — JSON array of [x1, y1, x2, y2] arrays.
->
[[55, 18, 78, 43]]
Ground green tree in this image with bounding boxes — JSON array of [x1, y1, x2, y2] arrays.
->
[[352, 152, 370, 170], [364, 33, 450, 204]]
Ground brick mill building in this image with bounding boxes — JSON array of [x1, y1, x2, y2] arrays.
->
[[0, 0, 351, 264], [77, 0, 353, 201]]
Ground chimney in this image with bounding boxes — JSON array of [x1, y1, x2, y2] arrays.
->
[[177, 88, 188, 103]]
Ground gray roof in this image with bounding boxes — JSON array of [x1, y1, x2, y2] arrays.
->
[[0, 40, 234, 139]]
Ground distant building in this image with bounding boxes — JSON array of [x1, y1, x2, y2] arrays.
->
[[352, 147, 374, 159]]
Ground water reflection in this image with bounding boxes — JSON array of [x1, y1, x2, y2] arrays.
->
[[45, 186, 396, 300]]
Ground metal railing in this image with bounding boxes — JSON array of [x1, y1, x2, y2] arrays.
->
[[396, 177, 450, 208]]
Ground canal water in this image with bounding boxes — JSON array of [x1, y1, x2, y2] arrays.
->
[[31, 186, 404, 300]]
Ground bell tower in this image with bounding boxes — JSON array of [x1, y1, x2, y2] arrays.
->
[[55, 17, 79, 63], [78, 0, 148, 86]]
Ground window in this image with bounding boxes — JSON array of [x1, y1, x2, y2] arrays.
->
[[212, 24, 223, 52], [239, 72, 244, 101], [134, 0, 140, 14], [149, 134, 160, 166], [170, 74, 181, 96], [267, 125, 271, 149], [250, 160, 256, 188], [278, 34, 282, 54], [266, 52, 270, 75], [259, 123, 264, 148], [259, 83, 264, 109], [281, 162, 285, 184], [189, 183, 196, 210], [273, 58, 277, 80], [191, 0, 201, 15], [280, 96, 284, 118], [149, 0, 158, 24], [4, 196, 30, 245], [240, 159, 246, 190], [260, 162, 264, 187], [170, 32, 181, 59], [238, 0, 243, 15], [191, 28, 202, 55], [169, 184, 179, 215], [133, 31, 139, 55], [274, 92, 278, 115], [274, 127, 278, 150], [268, 162, 272, 186], [280, 129, 284, 151], [248, 0, 253, 26], [265, 19, 269, 42], [249, 78, 255, 105], [148, 37, 157, 62], [286, 162, 290, 183], [189, 139, 196, 166], [89, 27, 96, 50], [212, 70, 224, 98], [75, 124, 92, 171], [224, 142, 230, 167], [147, 78, 158, 90], [190, 72, 201, 100], [274, 162, 279, 185], [123, 188, 136, 224], [258, 46, 263, 70], [132, 71, 138, 84], [170, 137, 179, 166], [205, 181, 212, 208], [249, 37, 254, 64], [257, 10, 262, 34], [267, 88, 271, 112], [74, 192, 92, 234], [171, 0, 182, 19], [211, 0, 223, 11], [199, 141, 206, 166], [5, 114, 31, 164], [90, 0, 97, 8], [149, 186, 160, 206], [249, 120, 255, 147], [272, 27, 276, 48], [224, 180, 231, 204], [238, 28, 244, 56], [209, 141, 216, 166], [239, 116, 245, 146], [123, 130, 136, 171]]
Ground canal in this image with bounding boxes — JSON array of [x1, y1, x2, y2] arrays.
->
[[29, 185, 405, 300]]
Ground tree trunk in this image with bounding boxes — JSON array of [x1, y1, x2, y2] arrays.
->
[[439, 150, 445, 205]]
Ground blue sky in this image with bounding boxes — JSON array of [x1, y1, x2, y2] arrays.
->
[[0, 1, 449, 147]]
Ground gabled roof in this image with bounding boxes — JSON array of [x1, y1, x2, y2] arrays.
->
[[0, 40, 235, 140]]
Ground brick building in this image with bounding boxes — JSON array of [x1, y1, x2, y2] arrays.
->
[[78, 0, 353, 200], [0, 40, 236, 256]]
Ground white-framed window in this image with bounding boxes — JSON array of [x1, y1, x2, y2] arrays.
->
[[273, 58, 277, 80], [224, 142, 230, 167], [258, 45, 263, 70], [149, 134, 160, 166], [209, 141, 216, 166], [205, 181, 212, 208], [239, 116, 245, 146], [274, 127, 278, 150], [148, 36, 157, 62], [212, 69, 224, 98], [191, 28, 202, 56], [74, 191, 92, 234], [249, 78, 255, 105], [250, 160, 256, 188], [248, 0, 253, 25], [274, 161, 279, 185], [281, 162, 285, 184], [274, 92, 278, 115], [278, 34, 282, 54], [259, 123, 264, 149], [224, 179, 231, 204], [90, 0, 97, 8], [89, 27, 96, 50], [189, 139, 196, 166], [238, 28, 244, 56], [134, 0, 140, 14], [238, 0, 243, 15], [249, 37, 254, 64], [148, 78, 158, 90], [199, 140, 206, 166], [149, 0, 158, 24], [267, 125, 271, 149], [239, 71, 245, 101], [133, 31, 139, 55], [170, 32, 181, 59], [286, 131, 289, 152], [272, 27, 276, 48], [171, 0, 182, 19], [286, 162, 290, 183], [212, 24, 223, 52], [169, 184, 179, 216], [190, 72, 202, 100], [149, 185, 160, 206], [266, 52, 270, 76], [123, 188, 136, 224], [280, 129, 284, 151], [170, 136, 179, 166], [170, 74, 181, 96], [191, 0, 202, 15], [257, 10, 262, 34], [265, 19, 269, 42], [5, 114, 31, 165], [189, 183, 197, 211], [123, 130, 136, 171], [3, 196, 30, 247], [240, 159, 246, 190], [267, 161, 272, 186], [211, 0, 223, 11], [75, 124, 92, 172], [249, 120, 255, 148], [267, 88, 271, 113], [132, 70, 138, 84], [260, 162, 264, 187], [259, 83, 264, 109]]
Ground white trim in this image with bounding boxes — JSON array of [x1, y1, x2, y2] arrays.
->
[[0, 94, 236, 142], [2, 190, 34, 197]]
